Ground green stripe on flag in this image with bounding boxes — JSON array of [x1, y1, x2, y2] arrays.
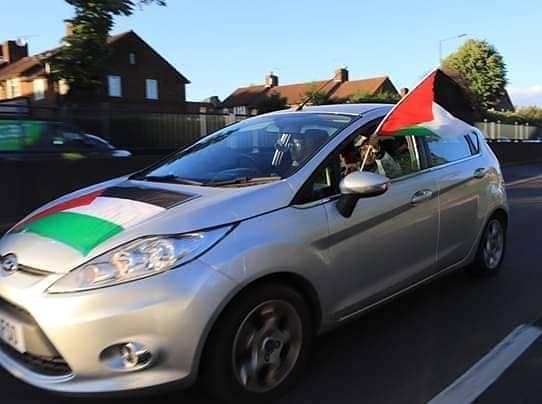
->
[[392, 126, 439, 138], [21, 212, 123, 255]]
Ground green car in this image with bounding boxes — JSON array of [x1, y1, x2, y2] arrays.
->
[[0, 120, 130, 159]]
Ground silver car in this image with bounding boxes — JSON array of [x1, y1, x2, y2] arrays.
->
[[0, 104, 507, 403]]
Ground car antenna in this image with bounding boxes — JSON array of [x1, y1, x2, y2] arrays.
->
[[295, 71, 340, 111]]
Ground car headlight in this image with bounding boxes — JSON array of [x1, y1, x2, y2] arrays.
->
[[47, 226, 233, 294]]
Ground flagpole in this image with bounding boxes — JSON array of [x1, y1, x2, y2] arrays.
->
[[360, 145, 373, 172], [438, 33, 467, 63]]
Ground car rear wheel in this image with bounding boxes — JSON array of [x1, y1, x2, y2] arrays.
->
[[200, 283, 313, 403], [469, 215, 507, 276]]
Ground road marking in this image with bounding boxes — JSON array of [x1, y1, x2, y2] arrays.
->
[[428, 324, 542, 404], [506, 174, 542, 187]]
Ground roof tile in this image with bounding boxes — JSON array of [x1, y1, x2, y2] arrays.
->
[[331, 77, 389, 100], [223, 76, 396, 107], [0, 56, 41, 80]]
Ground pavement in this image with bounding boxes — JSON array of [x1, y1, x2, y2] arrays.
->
[[2, 163, 542, 403]]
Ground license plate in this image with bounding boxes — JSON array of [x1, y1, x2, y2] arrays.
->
[[0, 313, 25, 353]]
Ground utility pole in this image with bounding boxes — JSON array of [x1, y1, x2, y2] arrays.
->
[[439, 33, 467, 63]]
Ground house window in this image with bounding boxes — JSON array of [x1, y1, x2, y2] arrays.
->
[[58, 79, 69, 95], [129, 52, 136, 65], [145, 79, 158, 100], [7, 79, 21, 98], [233, 106, 247, 115], [33, 78, 46, 101], [108, 75, 122, 97]]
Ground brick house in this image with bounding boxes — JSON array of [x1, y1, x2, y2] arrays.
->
[[0, 30, 190, 112], [221, 68, 399, 115]]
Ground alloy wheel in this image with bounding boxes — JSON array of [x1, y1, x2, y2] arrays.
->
[[483, 219, 505, 270], [232, 299, 303, 393]]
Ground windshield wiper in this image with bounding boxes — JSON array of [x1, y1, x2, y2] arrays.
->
[[140, 174, 203, 186], [205, 176, 281, 187]]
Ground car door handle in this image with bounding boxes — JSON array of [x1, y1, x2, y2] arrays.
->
[[473, 168, 487, 179], [411, 189, 433, 205]]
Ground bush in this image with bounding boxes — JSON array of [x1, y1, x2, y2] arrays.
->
[[484, 107, 542, 127], [348, 91, 400, 104]]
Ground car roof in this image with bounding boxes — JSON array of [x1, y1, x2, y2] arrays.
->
[[282, 103, 394, 116]]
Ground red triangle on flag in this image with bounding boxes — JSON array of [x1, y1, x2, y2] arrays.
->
[[378, 70, 437, 136], [13, 189, 104, 230]]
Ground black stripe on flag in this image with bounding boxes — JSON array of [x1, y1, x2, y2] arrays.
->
[[434, 69, 478, 125], [102, 184, 195, 209]]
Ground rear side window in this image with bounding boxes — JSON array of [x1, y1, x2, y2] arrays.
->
[[426, 135, 473, 166], [466, 131, 481, 154]]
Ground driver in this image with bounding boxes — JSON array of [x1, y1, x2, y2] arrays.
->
[[357, 137, 402, 178]]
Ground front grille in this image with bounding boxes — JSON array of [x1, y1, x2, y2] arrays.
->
[[0, 339, 71, 376], [0, 297, 72, 377]]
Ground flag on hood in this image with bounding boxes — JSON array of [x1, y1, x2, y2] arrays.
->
[[11, 184, 195, 256], [374, 68, 476, 139]]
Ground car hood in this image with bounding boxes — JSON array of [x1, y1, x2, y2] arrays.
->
[[0, 177, 294, 274]]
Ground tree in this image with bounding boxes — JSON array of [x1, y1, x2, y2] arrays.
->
[[49, 0, 166, 98], [442, 39, 507, 111], [257, 92, 289, 113], [301, 84, 333, 106]]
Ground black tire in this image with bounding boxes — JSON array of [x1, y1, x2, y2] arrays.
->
[[468, 214, 507, 276], [200, 282, 313, 403]]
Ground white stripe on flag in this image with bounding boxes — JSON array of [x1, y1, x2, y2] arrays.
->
[[65, 196, 165, 229], [424, 102, 474, 139]]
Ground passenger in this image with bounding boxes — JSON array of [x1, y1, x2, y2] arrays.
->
[[358, 138, 402, 178], [339, 143, 360, 176]]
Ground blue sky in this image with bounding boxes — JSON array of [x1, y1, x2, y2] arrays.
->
[[3, 0, 541, 106]]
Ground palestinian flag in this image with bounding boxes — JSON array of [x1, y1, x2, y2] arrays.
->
[[375, 68, 476, 139], [12, 184, 194, 256]]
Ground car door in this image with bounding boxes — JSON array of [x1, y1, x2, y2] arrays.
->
[[423, 131, 486, 270], [296, 131, 439, 321]]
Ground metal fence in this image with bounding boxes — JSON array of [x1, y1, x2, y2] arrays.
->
[[476, 120, 542, 142], [0, 103, 247, 153], [2, 102, 542, 153]]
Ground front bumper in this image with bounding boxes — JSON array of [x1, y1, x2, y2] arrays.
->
[[0, 259, 238, 394]]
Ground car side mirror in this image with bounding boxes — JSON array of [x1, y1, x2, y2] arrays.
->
[[336, 171, 390, 217]]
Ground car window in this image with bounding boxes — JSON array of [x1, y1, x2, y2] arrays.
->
[[133, 113, 354, 185], [337, 123, 420, 181], [359, 136, 420, 179], [466, 131, 481, 155], [296, 123, 421, 204], [426, 135, 473, 166]]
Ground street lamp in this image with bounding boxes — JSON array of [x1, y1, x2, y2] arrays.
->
[[439, 33, 467, 63]]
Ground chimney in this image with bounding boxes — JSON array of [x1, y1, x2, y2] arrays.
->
[[1, 40, 28, 64], [66, 22, 74, 37], [265, 73, 279, 88], [334, 67, 349, 83], [400, 88, 409, 97]]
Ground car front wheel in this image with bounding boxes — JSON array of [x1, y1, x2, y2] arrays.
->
[[201, 283, 313, 403]]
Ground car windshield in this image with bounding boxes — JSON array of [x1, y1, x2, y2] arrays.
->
[[133, 113, 354, 186]]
